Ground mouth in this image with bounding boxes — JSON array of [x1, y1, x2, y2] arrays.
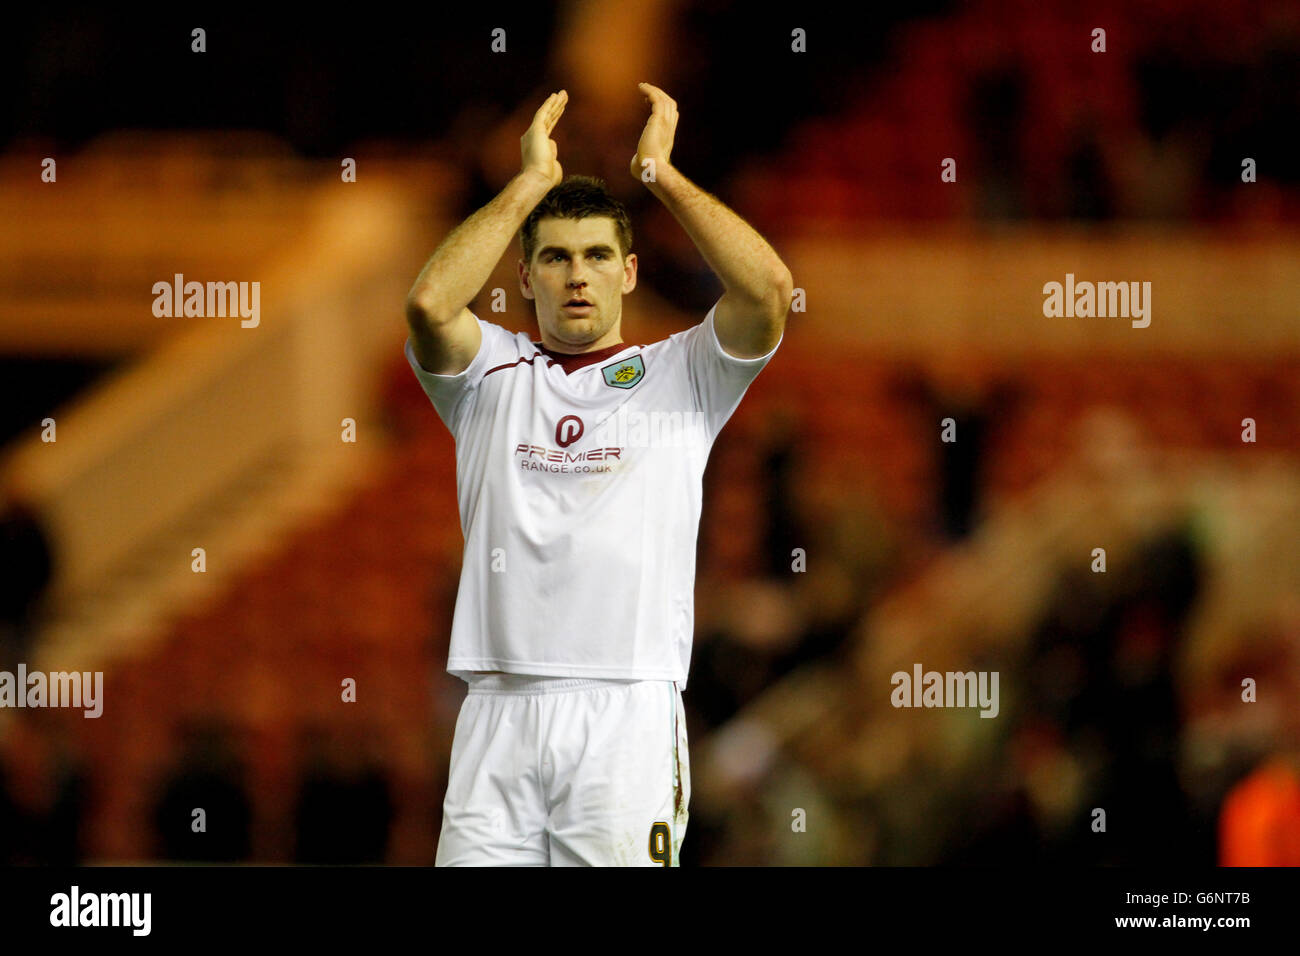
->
[[562, 299, 594, 314]]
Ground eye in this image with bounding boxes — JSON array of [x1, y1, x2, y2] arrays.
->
[[592, 253, 606, 260]]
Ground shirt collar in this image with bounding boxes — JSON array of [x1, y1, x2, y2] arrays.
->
[[531, 340, 637, 374]]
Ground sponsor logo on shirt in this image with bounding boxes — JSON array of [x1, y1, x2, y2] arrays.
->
[[555, 414, 584, 447], [513, 442, 621, 473]]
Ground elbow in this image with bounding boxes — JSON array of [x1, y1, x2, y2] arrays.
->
[[724, 268, 793, 320], [405, 294, 450, 328], [775, 267, 794, 302], [768, 268, 794, 315]]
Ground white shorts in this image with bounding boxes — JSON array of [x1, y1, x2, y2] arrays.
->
[[435, 675, 690, 866]]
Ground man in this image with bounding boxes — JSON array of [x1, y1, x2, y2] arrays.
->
[[404, 84, 792, 866]]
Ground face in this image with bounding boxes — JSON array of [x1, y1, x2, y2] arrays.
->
[[520, 216, 637, 352]]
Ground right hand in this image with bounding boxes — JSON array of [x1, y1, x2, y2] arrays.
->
[[521, 90, 567, 188]]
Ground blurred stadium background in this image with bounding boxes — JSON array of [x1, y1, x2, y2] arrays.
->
[[1, 2, 1298, 865]]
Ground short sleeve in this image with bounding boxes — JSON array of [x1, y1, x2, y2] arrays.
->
[[404, 317, 518, 435], [682, 298, 782, 438]]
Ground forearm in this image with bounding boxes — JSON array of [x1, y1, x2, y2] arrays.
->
[[645, 164, 792, 301], [406, 170, 552, 320]]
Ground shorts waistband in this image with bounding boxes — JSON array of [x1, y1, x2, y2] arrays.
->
[[465, 674, 646, 696]]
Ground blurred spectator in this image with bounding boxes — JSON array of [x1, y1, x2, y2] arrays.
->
[[0, 471, 55, 671], [293, 725, 393, 864], [1002, 521, 1208, 864], [1120, 45, 1206, 219], [951, 754, 1045, 865], [758, 408, 802, 580], [967, 64, 1029, 220], [0, 712, 87, 864], [151, 720, 253, 862], [893, 359, 1023, 541], [1063, 117, 1116, 220]]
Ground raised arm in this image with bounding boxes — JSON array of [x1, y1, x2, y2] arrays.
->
[[631, 83, 793, 360], [405, 91, 568, 375]]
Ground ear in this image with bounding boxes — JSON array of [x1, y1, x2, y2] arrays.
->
[[622, 253, 637, 295], [518, 258, 535, 300]]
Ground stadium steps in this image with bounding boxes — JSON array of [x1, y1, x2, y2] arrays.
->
[[33, 435, 389, 671], [5, 144, 446, 681]]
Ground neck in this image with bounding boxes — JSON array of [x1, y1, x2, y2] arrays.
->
[[537, 336, 626, 356], [539, 324, 624, 354]]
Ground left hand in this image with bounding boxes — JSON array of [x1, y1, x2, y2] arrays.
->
[[630, 82, 678, 180]]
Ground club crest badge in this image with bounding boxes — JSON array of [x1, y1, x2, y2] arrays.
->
[[602, 354, 645, 389]]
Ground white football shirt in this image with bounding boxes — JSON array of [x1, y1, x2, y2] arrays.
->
[[404, 298, 780, 688]]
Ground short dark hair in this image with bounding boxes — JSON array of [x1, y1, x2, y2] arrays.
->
[[520, 174, 633, 265]]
